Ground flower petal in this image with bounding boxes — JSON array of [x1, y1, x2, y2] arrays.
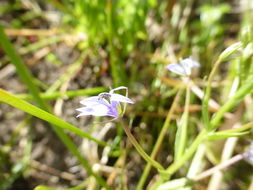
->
[[167, 58, 200, 76], [110, 93, 134, 104], [167, 63, 188, 76], [76, 104, 114, 117], [109, 86, 127, 93], [77, 86, 133, 118], [181, 58, 200, 68], [106, 103, 119, 118], [80, 96, 110, 106]]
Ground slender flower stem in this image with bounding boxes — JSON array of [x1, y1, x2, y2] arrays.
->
[[120, 119, 165, 171], [137, 89, 182, 190]]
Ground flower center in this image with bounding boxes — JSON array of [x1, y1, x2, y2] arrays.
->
[[98, 92, 111, 100]]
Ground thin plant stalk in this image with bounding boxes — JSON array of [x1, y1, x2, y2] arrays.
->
[[17, 87, 108, 101], [45, 0, 73, 15], [193, 153, 244, 181], [137, 89, 182, 190], [210, 75, 253, 129], [46, 52, 86, 93], [150, 106, 253, 189], [202, 42, 242, 130], [202, 57, 222, 130], [150, 129, 208, 190], [18, 35, 62, 55], [207, 134, 238, 190], [186, 143, 206, 179], [174, 80, 191, 160], [0, 24, 49, 110], [150, 44, 244, 189], [120, 119, 165, 171], [106, 0, 118, 86], [106, 0, 126, 86], [218, 121, 253, 133], [151, 120, 253, 189], [166, 129, 207, 176]]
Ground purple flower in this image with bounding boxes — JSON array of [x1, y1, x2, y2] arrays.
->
[[243, 143, 253, 165], [76, 86, 134, 118], [166, 58, 200, 76]]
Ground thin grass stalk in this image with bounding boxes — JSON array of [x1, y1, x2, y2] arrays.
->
[[174, 82, 190, 160], [150, 72, 253, 188], [166, 130, 207, 176], [17, 87, 108, 101], [210, 75, 253, 129], [150, 129, 208, 190], [120, 119, 164, 171], [106, 0, 127, 86], [0, 24, 49, 110], [44, 0, 72, 15], [19, 35, 63, 55], [202, 58, 222, 130], [136, 89, 182, 190], [217, 121, 253, 133], [46, 52, 86, 93], [202, 42, 242, 130], [106, 0, 118, 86]]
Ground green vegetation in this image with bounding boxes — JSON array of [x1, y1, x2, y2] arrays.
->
[[0, 0, 252, 189]]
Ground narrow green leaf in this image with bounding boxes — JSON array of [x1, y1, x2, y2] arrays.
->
[[34, 185, 55, 190], [221, 121, 253, 133], [0, 25, 111, 189], [157, 178, 189, 190], [207, 131, 249, 140], [0, 24, 48, 110], [137, 90, 182, 190], [210, 75, 253, 129], [175, 84, 190, 160], [17, 87, 108, 101], [219, 42, 242, 61], [202, 42, 242, 130], [0, 88, 107, 146]]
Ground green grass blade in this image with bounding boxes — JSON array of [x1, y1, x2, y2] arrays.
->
[[0, 88, 106, 146], [137, 90, 182, 190], [0, 24, 49, 110], [202, 42, 242, 130], [217, 121, 253, 133], [174, 84, 190, 160], [0, 89, 111, 188], [207, 131, 250, 140], [210, 75, 253, 130], [0, 25, 110, 189], [17, 87, 108, 101], [106, 0, 126, 86], [46, 52, 85, 93]]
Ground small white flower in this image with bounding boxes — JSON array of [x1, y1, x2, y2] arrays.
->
[[166, 58, 200, 76]]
